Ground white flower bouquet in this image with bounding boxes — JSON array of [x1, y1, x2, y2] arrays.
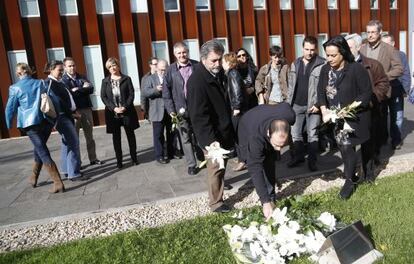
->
[[198, 142, 230, 170], [223, 196, 342, 264], [170, 107, 186, 131], [319, 101, 362, 145]]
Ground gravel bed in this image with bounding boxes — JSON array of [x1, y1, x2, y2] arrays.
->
[[1, 158, 413, 253]]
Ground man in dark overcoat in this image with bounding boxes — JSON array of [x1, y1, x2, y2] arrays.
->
[[187, 40, 234, 213], [238, 103, 295, 220]]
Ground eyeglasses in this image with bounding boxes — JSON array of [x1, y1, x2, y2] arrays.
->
[[237, 53, 246, 58], [270, 54, 279, 57], [151, 63, 158, 66]]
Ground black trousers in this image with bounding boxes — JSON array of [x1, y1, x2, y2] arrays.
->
[[263, 150, 278, 202], [112, 120, 137, 164], [338, 144, 358, 181], [152, 113, 173, 159]]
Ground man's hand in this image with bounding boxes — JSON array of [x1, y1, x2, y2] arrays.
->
[[233, 109, 240, 116], [308, 105, 319, 113], [114, 107, 123, 114], [83, 81, 91, 88], [156, 85, 163, 92], [71, 87, 79, 92], [72, 111, 81, 120], [263, 202, 274, 221]]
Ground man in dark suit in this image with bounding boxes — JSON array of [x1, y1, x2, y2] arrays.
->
[[163, 42, 199, 175], [140, 57, 158, 120], [187, 40, 234, 213], [238, 103, 295, 220], [143, 59, 173, 164]]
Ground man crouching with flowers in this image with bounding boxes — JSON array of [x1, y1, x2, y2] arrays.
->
[[238, 103, 295, 220]]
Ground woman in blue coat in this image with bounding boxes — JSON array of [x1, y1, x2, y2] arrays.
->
[[5, 63, 64, 193]]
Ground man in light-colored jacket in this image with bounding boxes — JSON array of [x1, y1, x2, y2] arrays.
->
[[287, 36, 325, 172]]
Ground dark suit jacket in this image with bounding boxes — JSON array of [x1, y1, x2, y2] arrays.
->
[[163, 60, 198, 118], [238, 103, 295, 204], [62, 73, 94, 109], [187, 63, 234, 149], [100, 74, 139, 133], [142, 73, 166, 122], [359, 54, 389, 103], [317, 62, 372, 146]]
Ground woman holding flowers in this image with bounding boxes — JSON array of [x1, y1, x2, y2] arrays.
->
[[317, 35, 372, 199]]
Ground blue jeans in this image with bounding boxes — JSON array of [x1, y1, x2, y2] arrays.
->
[[25, 120, 54, 165], [388, 95, 404, 146], [55, 115, 81, 178]]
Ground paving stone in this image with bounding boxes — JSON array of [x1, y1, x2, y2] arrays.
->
[[99, 188, 140, 209]]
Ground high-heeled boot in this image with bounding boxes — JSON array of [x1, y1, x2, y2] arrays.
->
[[44, 162, 65, 193], [29, 162, 42, 187]]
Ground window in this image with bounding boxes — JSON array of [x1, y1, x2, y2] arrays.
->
[[327, 0, 337, 9], [370, 0, 378, 9], [119, 43, 141, 105], [58, 0, 78, 15], [196, 0, 210, 11], [294, 34, 305, 58], [83, 45, 105, 109], [269, 35, 282, 48], [225, 0, 238, 10], [130, 0, 148, 13], [280, 0, 291, 10], [390, 0, 397, 9], [214, 38, 229, 53], [304, 0, 315, 9], [349, 0, 358, 9], [18, 0, 40, 17], [47, 48, 66, 61], [95, 0, 114, 14], [152, 41, 170, 63], [242, 36, 257, 65], [254, 0, 266, 9], [183, 39, 200, 61], [8, 50, 28, 84], [399, 31, 407, 54], [317, 34, 328, 58], [164, 0, 180, 12]]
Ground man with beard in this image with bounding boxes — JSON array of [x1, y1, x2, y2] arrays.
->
[[187, 40, 234, 213]]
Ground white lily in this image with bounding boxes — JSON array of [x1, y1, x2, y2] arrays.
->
[[203, 142, 230, 170], [342, 121, 354, 133], [271, 207, 289, 226], [178, 107, 186, 115], [318, 212, 336, 232]]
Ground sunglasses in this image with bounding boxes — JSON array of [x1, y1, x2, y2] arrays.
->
[[237, 53, 247, 58]]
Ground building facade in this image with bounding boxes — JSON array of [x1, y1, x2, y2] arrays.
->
[[0, 0, 410, 138]]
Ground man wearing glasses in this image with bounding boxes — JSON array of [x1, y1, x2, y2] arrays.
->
[[360, 20, 403, 152], [140, 57, 158, 120]]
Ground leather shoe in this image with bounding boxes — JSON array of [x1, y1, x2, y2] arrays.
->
[[308, 160, 318, 172], [70, 175, 90, 182], [90, 159, 104, 165], [224, 182, 233, 190], [339, 180, 356, 199], [156, 158, 169, 164], [392, 142, 403, 150], [132, 159, 139, 166], [117, 162, 123, 169], [188, 166, 198, 175], [287, 158, 305, 168], [213, 204, 230, 213]]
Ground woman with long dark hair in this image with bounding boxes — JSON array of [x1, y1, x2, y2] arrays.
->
[[5, 63, 64, 192], [45, 60, 84, 181], [236, 48, 258, 109], [317, 35, 372, 199], [101, 57, 139, 169]]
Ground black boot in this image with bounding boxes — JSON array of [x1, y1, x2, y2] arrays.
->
[[339, 180, 357, 199], [307, 142, 319, 172], [287, 141, 305, 168]]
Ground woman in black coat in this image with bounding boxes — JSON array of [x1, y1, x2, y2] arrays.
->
[[222, 52, 248, 171], [317, 36, 372, 199], [236, 48, 258, 109], [101, 57, 139, 168]]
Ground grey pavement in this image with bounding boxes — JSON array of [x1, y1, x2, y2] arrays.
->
[[1, 99, 414, 226]]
